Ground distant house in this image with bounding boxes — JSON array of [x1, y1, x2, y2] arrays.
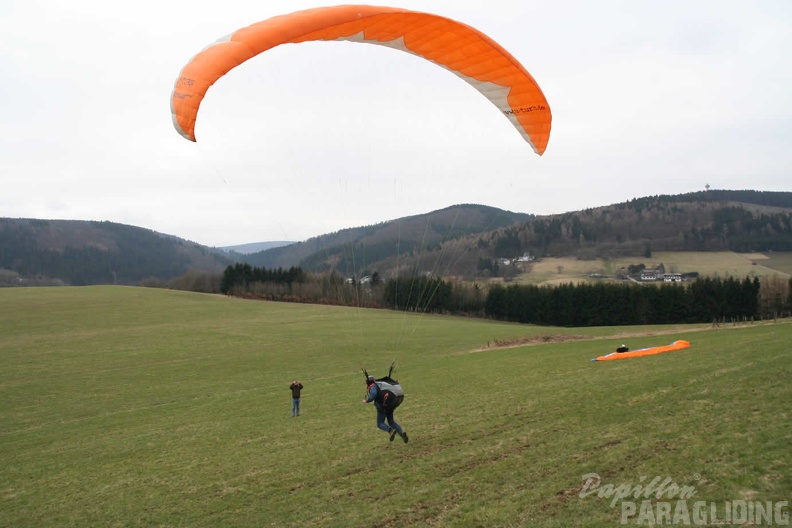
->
[[663, 273, 683, 283], [640, 269, 660, 281]]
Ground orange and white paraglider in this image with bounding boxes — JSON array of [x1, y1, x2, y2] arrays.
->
[[593, 340, 691, 362], [171, 5, 552, 154]]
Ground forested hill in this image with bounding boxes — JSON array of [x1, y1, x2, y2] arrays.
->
[[239, 191, 792, 277], [472, 190, 792, 261], [0, 204, 530, 286], [0, 219, 233, 286], [240, 204, 534, 271], [640, 189, 792, 208], [2, 191, 792, 286]]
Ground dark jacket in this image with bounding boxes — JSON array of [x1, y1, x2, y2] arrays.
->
[[290, 382, 303, 398]]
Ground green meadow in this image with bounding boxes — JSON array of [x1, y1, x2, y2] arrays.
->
[[1, 286, 789, 527], [516, 251, 792, 286]]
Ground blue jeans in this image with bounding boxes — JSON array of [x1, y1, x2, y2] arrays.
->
[[292, 398, 301, 416], [376, 408, 402, 434]]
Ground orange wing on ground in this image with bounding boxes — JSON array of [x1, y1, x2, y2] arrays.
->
[[171, 5, 551, 154], [593, 340, 691, 361]]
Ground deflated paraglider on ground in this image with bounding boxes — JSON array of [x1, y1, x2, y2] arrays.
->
[[170, 5, 552, 154], [593, 340, 691, 361]]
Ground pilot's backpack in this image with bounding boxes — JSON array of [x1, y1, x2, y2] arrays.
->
[[374, 376, 404, 411]]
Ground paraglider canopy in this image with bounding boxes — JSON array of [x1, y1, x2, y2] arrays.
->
[[171, 4, 551, 154], [593, 340, 691, 361]]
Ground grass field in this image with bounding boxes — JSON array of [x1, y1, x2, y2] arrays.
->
[[1, 287, 790, 527], [516, 251, 792, 286]]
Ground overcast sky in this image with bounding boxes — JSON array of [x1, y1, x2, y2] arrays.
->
[[2, 1, 791, 247]]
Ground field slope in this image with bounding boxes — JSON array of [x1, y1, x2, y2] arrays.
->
[[1, 287, 789, 527], [517, 251, 792, 286]]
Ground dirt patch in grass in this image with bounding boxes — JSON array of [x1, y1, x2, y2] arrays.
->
[[469, 334, 590, 353]]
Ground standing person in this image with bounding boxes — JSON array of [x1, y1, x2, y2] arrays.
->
[[289, 380, 303, 417], [362, 375, 408, 443]]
